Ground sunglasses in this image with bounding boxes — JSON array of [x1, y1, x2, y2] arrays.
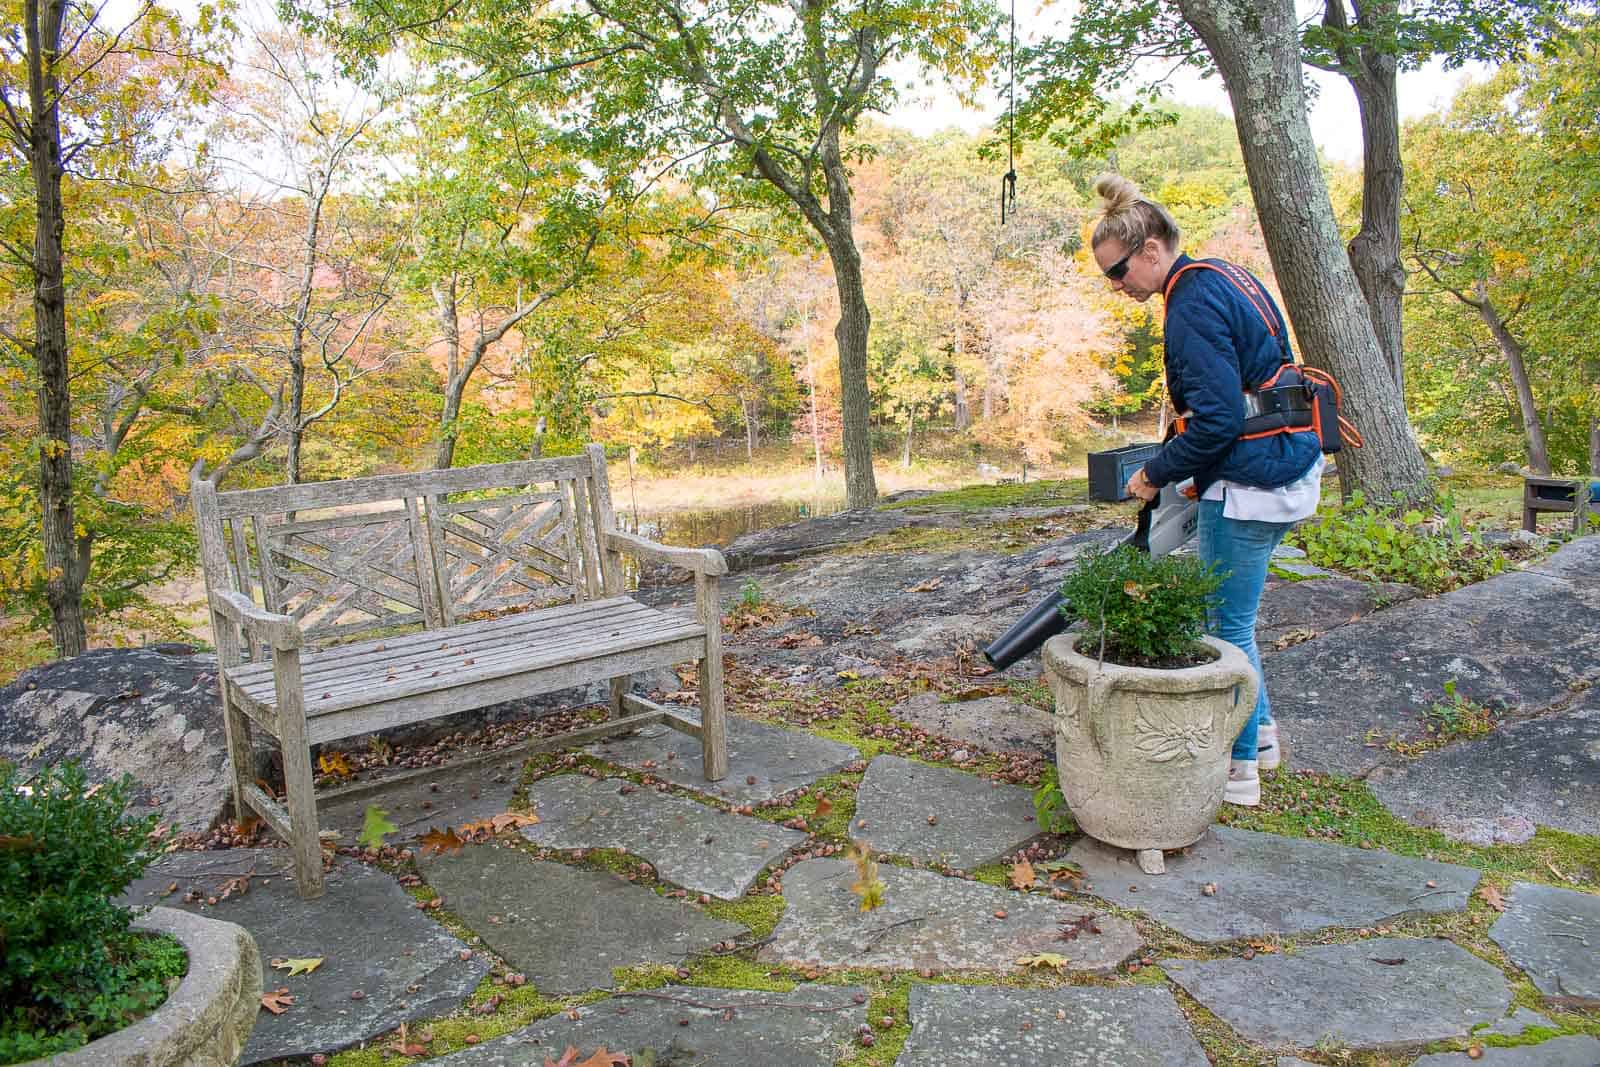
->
[[1104, 238, 1145, 282]]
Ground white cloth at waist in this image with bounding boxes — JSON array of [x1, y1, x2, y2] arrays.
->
[[1201, 453, 1325, 523]]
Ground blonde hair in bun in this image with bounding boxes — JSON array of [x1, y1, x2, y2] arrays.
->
[[1090, 173, 1180, 254]]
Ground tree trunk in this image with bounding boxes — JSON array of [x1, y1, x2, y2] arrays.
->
[[806, 337, 823, 482], [823, 228, 878, 508], [1475, 286, 1551, 475], [1329, 0, 1407, 395], [1589, 414, 1598, 476], [744, 396, 756, 460], [432, 277, 463, 469], [1178, 0, 1432, 507], [26, 0, 87, 657], [953, 363, 970, 430], [901, 412, 914, 468], [285, 182, 327, 485]]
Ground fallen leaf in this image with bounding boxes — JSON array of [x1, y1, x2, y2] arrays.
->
[[1017, 952, 1070, 972], [1478, 883, 1507, 912], [846, 841, 885, 913], [814, 796, 834, 818], [1201, 882, 1218, 897], [272, 957, 325, 976], [573, 1050, 629, 1067], [358, 805, 397, 850], [489, 812, 540, 833], [1058, 913, 1101, 941], [1009, 859, 1037, 890], [1370, 957, 1407, 966], [318, 752, 354, 778], [906, 577, 943, 593], [419, 826, 467, 857], [260, 989, 295, 1014]]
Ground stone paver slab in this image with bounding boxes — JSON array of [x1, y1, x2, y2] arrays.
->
[[1266, 562, 1600, 778], [1163, 937, 1511, 1050], [317, 761, 519, 844], [1412, 1035, 1600, 1065], [853, 755, 1044, 869], [888, 691, 1052, 756], [894, 983, 1208, 1066], [1067, 827, 1480, 942], [520, 773, 805, 899], [434, 985, 867, 1065], [1488, 882, 1600, 1003], [122, 848, 488, 1065], [1369, 692, 1600, 840], [419, 847, 746, 993], [587, 714, 859, 803], [761, 858, 1139, 975]]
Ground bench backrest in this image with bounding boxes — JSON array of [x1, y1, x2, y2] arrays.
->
[[191, 445, 625, 655]]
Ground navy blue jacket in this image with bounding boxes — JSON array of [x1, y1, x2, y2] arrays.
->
[[1141, 254, 1322, 497]]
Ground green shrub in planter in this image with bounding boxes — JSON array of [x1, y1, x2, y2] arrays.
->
[[1060, 545, 1224, 668], [0, 762, 177, 1062]]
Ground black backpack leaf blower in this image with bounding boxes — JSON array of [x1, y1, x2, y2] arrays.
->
[[982, 480, 1200, 671]]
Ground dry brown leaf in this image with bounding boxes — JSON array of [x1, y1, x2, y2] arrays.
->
[[260, 988, 294, 1015], [418, 826, 467, 857], [814, 796, 834, 818], [489, 812, 540, 832], [1478, 883, 1507, 912], [906, 577, 943, 593], [1009, 859, 1037, 890]]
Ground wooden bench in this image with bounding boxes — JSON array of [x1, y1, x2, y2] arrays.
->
[[190, 445, 727, 899], [1522, 475, 1597, 535]]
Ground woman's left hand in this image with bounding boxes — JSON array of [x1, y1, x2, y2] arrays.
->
[[1126, 467, 1159, 502]]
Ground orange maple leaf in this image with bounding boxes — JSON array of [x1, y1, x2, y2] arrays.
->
[[1478, 883, 1507, 912], [260, 988, 294, 1015], [545, 1047, 628, 1067], [418, 826, 466, 857], [489, 812, 539, 832]]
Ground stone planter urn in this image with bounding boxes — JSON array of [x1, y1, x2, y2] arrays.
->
[[23, 906, 262, 1067], [1042, 632, 1258, 875]]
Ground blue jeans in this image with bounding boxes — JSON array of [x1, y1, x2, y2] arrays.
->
[[1196, 498, 1293, 761]]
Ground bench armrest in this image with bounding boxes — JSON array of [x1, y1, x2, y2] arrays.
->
[[604, 531, 728, 576], [210, 590, 302, 651]]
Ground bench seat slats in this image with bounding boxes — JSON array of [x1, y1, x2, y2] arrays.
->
[[225, 596, 702, 716]]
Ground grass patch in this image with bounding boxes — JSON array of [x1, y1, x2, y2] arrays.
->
[[879, 478, 1091, 511], [1221, 767, 1600, 888]]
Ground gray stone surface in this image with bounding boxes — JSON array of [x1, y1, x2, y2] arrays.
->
[[1411, 1036, 1600, 1065], [894, 983, 1208, 1066], [1266, 536, 1600, 778], [761, 858, 1140, 975], [1369, 692, 1600, 840], [121, 848, 489, 1065], [0, 646, 237, 832], [1482, 1006, 1555, 1037], [587, 714, 859, 803], [1067, 826, 1481, 942], [853, 755, 1044, 869], [1487, 882, 1600, 1003], [1163, 938, 1512, 1050], [434, 985, 867, 1066], [520, 773, 805, 899], [419, 847, 746, 993], [888, 691, 1053, 756], [318, 760, 520, 844]]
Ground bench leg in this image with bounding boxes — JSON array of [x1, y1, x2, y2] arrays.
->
[[1523, 505, 1538, 533], [273, 649, 325, 900], [219, 684, 255, 828], [695, 571, 729, 781]]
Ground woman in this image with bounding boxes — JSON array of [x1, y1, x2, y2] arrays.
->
[[1089, 174, 1324, 806]]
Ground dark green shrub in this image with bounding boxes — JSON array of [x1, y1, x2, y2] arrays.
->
[[1060, 545, 1224, 667], [0, 762, 176, 1061], [1284, 490, 1508, 593]]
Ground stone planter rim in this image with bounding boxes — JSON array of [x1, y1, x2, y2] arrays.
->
[[1043, 632, 1253, 694], [19, 905, 261, 1067]]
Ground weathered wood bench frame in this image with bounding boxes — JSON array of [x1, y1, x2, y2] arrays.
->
[[1522, 475, 1596, 535], [190, 445, 727, 899]]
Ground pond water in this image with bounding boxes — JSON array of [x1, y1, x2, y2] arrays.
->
[[619, 495, 850, 547]]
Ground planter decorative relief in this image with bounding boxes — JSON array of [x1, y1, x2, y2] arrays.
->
[[1043, 633, 1257, 874]]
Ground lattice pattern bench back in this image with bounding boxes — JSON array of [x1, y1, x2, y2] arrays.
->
[[192, 447, 624, 653]]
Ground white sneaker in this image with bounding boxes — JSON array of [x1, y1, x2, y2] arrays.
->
[[1257, 721, 1281, 771], [1225, 759, 1260, 807]]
